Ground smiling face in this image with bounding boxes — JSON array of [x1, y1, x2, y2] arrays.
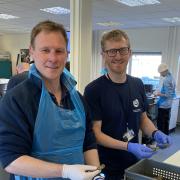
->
[[29, 30, 68, 83], [102, 38, 131, 75]]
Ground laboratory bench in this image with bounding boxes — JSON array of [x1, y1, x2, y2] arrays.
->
[[146, 95, 180, 132]]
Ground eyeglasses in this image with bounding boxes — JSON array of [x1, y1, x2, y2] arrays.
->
[[104, 47, 130, 57]]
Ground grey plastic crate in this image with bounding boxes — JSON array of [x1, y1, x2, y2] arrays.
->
[[124, 159, 180, 180]]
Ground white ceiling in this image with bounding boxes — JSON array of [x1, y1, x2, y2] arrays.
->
[[0, 0, 180, 34]]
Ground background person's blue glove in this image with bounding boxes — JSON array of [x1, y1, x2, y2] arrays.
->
[[127, 142, 155, 159], [153, 130, 172, 148]]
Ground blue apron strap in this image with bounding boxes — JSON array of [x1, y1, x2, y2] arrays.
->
[[62, 68, 85, 120]]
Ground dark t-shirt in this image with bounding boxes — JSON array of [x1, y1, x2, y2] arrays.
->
[[84, 75, 147, 175]]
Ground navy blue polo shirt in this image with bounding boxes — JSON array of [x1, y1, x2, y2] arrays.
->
[[84, 75, 148, 176]]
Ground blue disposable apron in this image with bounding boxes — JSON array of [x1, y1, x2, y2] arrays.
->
[[157, 84, 166, 107], [15, 65, 85, 180], [157, 73, 176, 108]]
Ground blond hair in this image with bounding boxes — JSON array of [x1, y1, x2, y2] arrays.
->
[[101, 29, 130, 51]]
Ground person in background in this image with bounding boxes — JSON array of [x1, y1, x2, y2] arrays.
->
[[65, 61, 70, 71], [7, 62, 31, 90], [156, 63, 176, 135], [84, 29, 171, 179], [0, 20, 101, 180], [100, 64, 108, 75], [16, 62, 30, 74], [7, 55, 32, 90], [16, 54, 31, 74]]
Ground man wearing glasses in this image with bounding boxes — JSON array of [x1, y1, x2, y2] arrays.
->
[[84, 29, 171, 179]]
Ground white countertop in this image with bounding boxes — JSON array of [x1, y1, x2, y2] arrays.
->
[[164, 150, 180, 167], [0, 78, 9, 84]]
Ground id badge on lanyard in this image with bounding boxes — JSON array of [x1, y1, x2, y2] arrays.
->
[[122, 123, 135, 142]]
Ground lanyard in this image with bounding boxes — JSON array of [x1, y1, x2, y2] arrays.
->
[[106, 73, 132, 129]]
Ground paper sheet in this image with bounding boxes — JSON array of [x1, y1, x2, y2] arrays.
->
[[164, 150, 180, 167]]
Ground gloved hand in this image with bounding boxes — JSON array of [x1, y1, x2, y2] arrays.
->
[[62, 164, 100, 180], [153, 130, 172, 148], [127, 142, 155, 159]]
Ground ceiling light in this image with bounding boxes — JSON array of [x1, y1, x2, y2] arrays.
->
[[0, 13, 19, 19], [114, 0, 160, 7], [162, 17, 180, 23], [96, 21, 121, 27], [40, 7, 70, 15]]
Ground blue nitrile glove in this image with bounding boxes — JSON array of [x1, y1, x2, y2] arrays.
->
[[153, 130, 172, 148], [127, 142, 155, 159]]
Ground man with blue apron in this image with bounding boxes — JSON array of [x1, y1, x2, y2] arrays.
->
[[0, 20, 100, 180]]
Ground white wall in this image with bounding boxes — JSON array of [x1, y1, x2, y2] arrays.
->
[[127, 27, 169, 52], [1, 33, 30, 74]]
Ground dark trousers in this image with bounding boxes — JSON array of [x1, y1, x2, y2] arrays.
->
[[157, 108, 171, 135], [102, 169, 124, 180], [103, 173, 123, 180]]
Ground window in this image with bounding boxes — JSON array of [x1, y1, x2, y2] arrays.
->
[[128, 52, 162, 89]]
